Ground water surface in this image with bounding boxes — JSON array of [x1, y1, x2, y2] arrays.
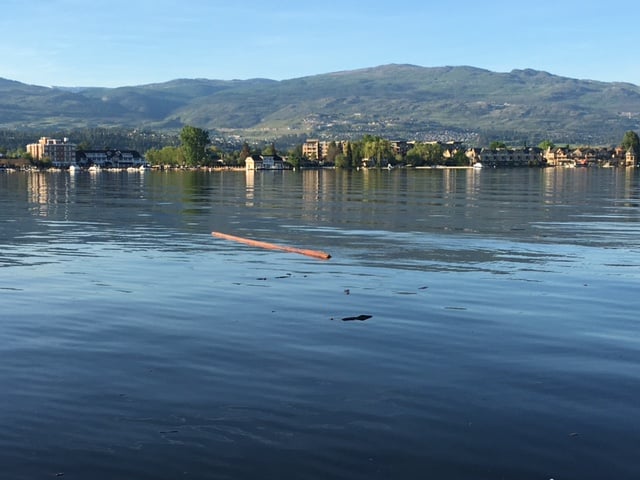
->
[[1, 168, 639, 479]]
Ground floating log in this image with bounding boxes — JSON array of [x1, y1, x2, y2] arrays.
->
[[212, 231, 331, 260]]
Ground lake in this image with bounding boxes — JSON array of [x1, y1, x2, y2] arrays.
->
[[1, 167, 639, 479]]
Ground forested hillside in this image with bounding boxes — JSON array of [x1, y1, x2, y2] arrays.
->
[[2, 64, 639, 145]]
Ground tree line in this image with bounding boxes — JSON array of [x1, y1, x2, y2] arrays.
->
[[3, 125, 639, 169], [145, 129, 471, 168], [159, 128, 640, 169]]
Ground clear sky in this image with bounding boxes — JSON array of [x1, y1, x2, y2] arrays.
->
[[2, 0, 639, 88]]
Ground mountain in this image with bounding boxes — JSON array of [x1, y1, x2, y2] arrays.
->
[[2, 65, 640, 145]]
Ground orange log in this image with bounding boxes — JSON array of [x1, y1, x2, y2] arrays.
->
[[212, 231, 331, 260]]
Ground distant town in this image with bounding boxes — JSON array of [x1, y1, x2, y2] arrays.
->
[[0, 132, 638, 171]]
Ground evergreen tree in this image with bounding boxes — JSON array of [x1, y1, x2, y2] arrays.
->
[[345, 142, 354, 169], [239, 142, 251, 161], [325, 141, 339, 164]]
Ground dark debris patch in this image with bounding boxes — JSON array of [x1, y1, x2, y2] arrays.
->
[[341, 314, 372, 322]]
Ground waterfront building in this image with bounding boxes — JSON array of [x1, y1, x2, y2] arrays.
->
[[302, 139, 348, 162], [625, 149, 637, 166], [477, 147, 545, 167], [76, 149, 145, 168], [26, 137, 77, 167], [245, 154, 287, 170], [302, 139, 322, 161]]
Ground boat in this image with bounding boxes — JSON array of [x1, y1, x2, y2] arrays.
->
[[473, 162, 483, 169], [88, 164, 101, 173]]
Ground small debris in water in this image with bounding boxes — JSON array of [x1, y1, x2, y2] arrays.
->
[[341, 314, 372, 322], [418, 286, 429, 290], [257, 277, 267, 281], [344, 289, 350, 295]]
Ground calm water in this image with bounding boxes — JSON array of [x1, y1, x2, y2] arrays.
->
[[1, 168, 639, 480]]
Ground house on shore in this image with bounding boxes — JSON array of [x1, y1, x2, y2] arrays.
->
[[245, 154, 288, 170]]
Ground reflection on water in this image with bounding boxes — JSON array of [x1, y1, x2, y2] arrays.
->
[[1, 168, 639, 480]]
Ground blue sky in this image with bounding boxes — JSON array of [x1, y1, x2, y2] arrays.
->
[[2, 0, 639, 87]]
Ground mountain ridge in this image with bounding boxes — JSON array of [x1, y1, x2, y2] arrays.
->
[[2, 64, 639, 145]]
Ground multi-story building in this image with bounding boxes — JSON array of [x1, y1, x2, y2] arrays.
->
[[302, 139, 322, 160], [76, 149, 145, 168], [478, 147, 544, 167], [26, 137, 77, 167], [302, 139, 348, 162]]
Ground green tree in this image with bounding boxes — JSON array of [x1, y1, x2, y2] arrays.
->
[[203, 146, 222, 166], [349, 141, 364, 168], [445, 149, 470, 166], [406, 142, 443, 166], [489, 141, 507, 150], [363, 135, 393, 167], [286, 144, 303, 169], [345, 142, 354, 168], [334, 153, 349, 169], [538, 139, 555, 150], [180, 125, 210, 165], [324, 141, 340, 164], [263, 142, 277, 156], [239, 142, 252, 162], [145, 146, 184, 166], [335, 142, 354, 169], [621, 130, 640, 153]]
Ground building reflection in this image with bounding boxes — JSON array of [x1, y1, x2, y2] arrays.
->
[[26, 171, 75, 218], [245, 169, 254, 207]]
